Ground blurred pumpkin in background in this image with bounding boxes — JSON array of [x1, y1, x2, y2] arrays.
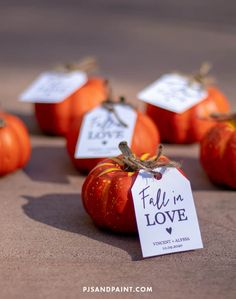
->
[[66, 97, 160, 173], [0, 111, 31, 176], [34, 57, 108, 136], [146, 64, 230, 144], [200, 113, 236, 189]]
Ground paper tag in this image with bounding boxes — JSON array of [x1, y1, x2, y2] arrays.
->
[[131, 168, 203, 258], [19, 71, 87, 103], [75, 104, 137, 158], [138, 74, 208, 113]]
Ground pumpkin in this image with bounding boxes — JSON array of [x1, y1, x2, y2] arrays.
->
[[200, 113, 236, 189], [35, 77, 108, 136], [66, 99, 160, 173], [146, 65, 230, 144], [82, 141, 178, 233], [0, 112, 31, 176]]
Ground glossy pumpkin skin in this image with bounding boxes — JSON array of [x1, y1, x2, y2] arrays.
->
[[0, 112, 31, 176], [66, 111, 160, 173], [34, 78, 108, 136], [200, 121, 236, 189], [82, 154, 170, 233], [146, 87, 230, 144]]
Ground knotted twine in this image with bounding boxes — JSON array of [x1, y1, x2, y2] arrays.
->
[[118, 141, 180, 178], [177, 62, 215, 87], [54, 56, 98, 74]]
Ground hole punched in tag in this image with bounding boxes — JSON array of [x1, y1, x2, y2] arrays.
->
[[116, 141, 180, 179]]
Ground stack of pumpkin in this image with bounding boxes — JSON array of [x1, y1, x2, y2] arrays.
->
[[0, 61, 235, 234]]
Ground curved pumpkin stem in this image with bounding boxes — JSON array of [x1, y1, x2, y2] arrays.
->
[[176, 62, 215, 87], [118, 141, 180, 177], [0, 118, 6, 128], [209, 112, 236, 122], [190, 62, 215, 86], [199, 112, 236, 123], [55, 56, 98, 73]]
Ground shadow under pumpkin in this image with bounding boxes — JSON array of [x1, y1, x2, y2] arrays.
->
[[21, 193, 142, 261], [24, 145, 79, 184]]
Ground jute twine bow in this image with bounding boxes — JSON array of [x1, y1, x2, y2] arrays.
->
[[118, 141, 180, 178], [177, 62, 215, 87], [102, 84, 135, 128], [55, 56, 98, 73]]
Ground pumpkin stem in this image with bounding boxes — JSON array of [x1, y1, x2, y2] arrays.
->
[[190, 62, 215, 86], [0, 118, 6, 128], [55, 56, 98, 73], [176, 62, 215, 87], [118, 141, 180, 177], [208, 112, 236, 122]]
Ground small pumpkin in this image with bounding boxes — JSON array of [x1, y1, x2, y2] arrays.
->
[[35, 77, 108, 136], [82, 142, 178, 233], [0, 112, 31, 176], [200, 113, 236, 189], [66, 98, 160, 173], [146, 64, 230, 144]]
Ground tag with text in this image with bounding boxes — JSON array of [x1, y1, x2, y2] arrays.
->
[[138, 74, 208, 113], [75, 104, 137, 158], [131, 168, 203, 258], [20, 71, 87, 103]]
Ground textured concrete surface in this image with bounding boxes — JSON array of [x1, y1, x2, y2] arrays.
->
[[0, 1, 236, 299]]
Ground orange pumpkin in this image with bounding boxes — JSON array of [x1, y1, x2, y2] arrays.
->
[[146, 86, 230, 144], [0, 112, 31, 176], [200, 114, 236, 189], [66, 102, 160, 173], [35, 77, 108, 136], [82, 142, 178, 233]]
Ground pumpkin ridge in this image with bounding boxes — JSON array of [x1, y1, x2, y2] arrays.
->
[[0, 123, 18, 174], [98, 167, 121, 177], [131, 112, 159, 155], [7, 117, 26, 168], [92, 162, 115, 171], [222, 129, 236, 187], [98, 176, 112, 227], [218, 125, 234, 157], [0, 113, 31, 176], [9, 121, 23, 168], [82, 160, 119, 215], [0, 113, 7, 162], [0, 125, 3, 174]]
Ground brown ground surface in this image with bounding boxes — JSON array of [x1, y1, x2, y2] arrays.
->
[[0, 1, 236, 298]]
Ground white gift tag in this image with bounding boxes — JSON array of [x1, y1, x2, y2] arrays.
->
[[19, 71, 87, 103], [131, 168, 203, 258], [75, 104, 137, 158], [138, 74, 208, 113]]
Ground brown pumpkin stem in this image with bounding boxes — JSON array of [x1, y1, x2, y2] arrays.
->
[[102, 96, 134, 128], [55, 56, 98, 73], [207, 112, 236, 122], [190, 62, 215, 86], [118, 141, 180, 176], [177, 62, 215, 87], [0, 118, 6, 128]]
